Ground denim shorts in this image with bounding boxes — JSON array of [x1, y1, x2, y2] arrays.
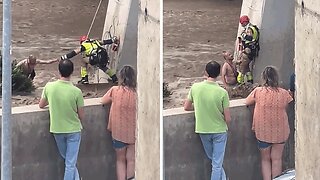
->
[[112, 138, 128, 149], [257, 139, 285, 149]]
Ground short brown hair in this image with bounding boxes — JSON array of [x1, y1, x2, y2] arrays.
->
[[118, 65, 136, 90], [261, 66, 279, 88]]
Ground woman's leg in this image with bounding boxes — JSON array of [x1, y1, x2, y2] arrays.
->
[[126, 144, 135, 179], [260, 147, 272, 180], [116, 148, 127, 180], [271, 143, 285, 178]]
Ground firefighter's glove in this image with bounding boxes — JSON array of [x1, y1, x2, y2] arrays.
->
[[112, 36, 119, 44]]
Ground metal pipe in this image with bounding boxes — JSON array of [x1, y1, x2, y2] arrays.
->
[[1, 0, 12, 178]]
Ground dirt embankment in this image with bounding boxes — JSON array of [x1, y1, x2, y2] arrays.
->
[[164, 0, 243, 109]]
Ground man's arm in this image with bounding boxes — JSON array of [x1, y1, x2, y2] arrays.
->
[[184, 88, 194, 111], [39, 98, 48, 108], [15, 59, 26, 68], [77, 107, 85, 122], [223, 107, 231, 128], [100, 36, 119, 46], [221, 63, 228, 87], [39, 86, 48, 108], [37, 59, 59, 64], [60, 46, 83, 60], [184, 99, 194, 111], [100, 39, 114, 45]]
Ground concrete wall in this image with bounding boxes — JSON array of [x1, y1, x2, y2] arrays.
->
[[94, 0, 138, 83], [295, 0, 320, 178], [135, 0, 161, 179], [164, 99, 295, 180], [0, 99, 117, 180], [238, 0, 295, 88], [102, 0, 138, 71]]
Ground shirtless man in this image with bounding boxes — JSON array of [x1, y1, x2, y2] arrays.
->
[[15, 55, 58, 80], [221, 51, 237, 88]]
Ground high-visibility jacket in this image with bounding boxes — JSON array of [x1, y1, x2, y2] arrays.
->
[[242, 24, 259, 44], [81, 40, 102, 57]]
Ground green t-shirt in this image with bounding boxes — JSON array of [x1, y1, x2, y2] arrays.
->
[[42, 80, 84, 133], [188, 80, 230, 133]]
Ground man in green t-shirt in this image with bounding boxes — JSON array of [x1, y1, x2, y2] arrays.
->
[[184, 61, 231, 180], [39, 59, 84, 180]]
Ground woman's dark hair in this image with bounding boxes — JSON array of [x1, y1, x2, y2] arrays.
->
[[59, 59, 74, 78], [205, 61, 221, 78], [118, 65, 136, 89], [261, 66, 279, 88]]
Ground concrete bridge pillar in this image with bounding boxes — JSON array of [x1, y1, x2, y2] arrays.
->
[[95, 0, 139, 83], [135, 0, 161, 179], [295, 0, 320, 178]]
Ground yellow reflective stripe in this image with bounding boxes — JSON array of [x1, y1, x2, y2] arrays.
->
[[237, 71, 253, 83], [237, 72, 244, 84], [246, 72, 253, 81], [249, 26, 258, 41], [94, 40, 102, 46], [82, 41, 99, 56], [80, 66, 88, 77]]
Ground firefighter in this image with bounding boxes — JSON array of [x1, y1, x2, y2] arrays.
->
[[239, 15, 260, 61], [60, 35, 119, 84], [236, 48, 253, 84]]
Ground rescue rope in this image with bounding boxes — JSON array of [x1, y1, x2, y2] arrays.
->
[[86, 0, 104, 38], [86, 0, 103, 84]]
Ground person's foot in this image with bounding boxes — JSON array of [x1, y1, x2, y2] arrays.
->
[[82, 80, 89, 84], [78, 76, 89, 84], [77, 78, 84, 84]]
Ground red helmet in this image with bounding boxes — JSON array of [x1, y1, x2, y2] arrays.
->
[[239, 15, 250, 24], [80, 35, 88, 44]]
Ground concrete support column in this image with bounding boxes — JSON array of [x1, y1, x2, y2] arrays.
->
[[99, 0, 138, 83], [135, 0, 161, 179], [295, 0, 320, 178]]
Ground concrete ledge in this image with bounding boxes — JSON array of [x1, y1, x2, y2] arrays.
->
[[0, 98, 117, 180], [0, 98, 104, 115], [163, 98, 295, 180], [163, 99, 247, 117]]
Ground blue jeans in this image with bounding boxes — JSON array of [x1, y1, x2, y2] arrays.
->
[[199, 132, 227, 180], [53, 132, 81, 180]]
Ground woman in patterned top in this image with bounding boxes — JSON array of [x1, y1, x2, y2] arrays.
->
[[245, 66, 293, 180], [101, 65, 137, 180]]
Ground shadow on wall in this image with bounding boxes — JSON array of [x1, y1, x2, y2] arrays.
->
[[163, 99, 295, 180], [247, 0, 295, 87]]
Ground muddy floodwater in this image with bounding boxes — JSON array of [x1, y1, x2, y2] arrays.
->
[[164, 0, 243, 109], [0, 0, 110, 107]]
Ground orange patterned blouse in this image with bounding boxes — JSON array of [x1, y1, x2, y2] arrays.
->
[[106, 86, 137, 144], [246, 87, 293, 143]]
